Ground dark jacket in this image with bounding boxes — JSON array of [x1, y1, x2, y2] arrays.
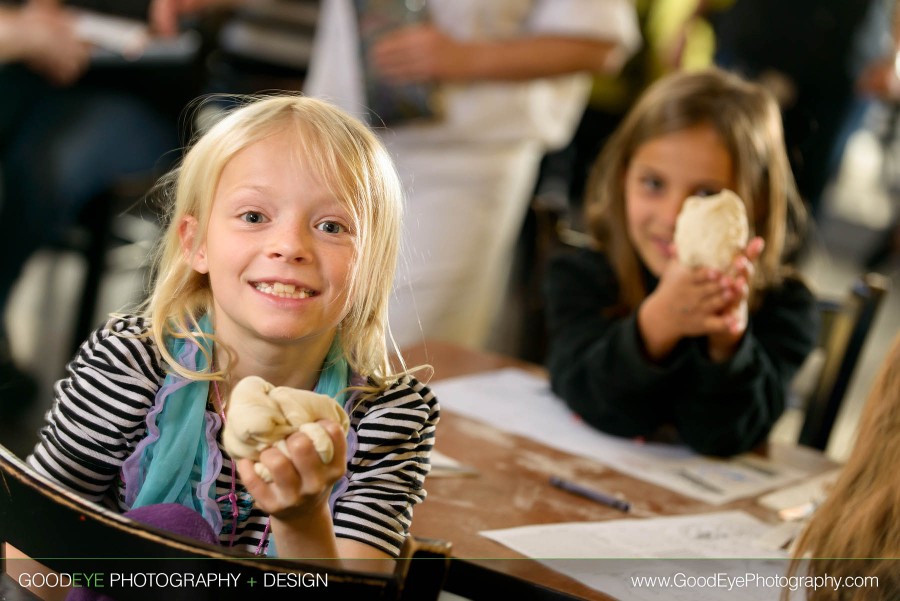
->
[[543, 248, 819, 456]]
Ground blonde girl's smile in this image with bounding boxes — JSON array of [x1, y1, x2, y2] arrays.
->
[[251, 280, 318, 300]]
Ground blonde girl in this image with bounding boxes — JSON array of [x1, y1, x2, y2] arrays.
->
[[544, 68, 817, 456], [27, 95, 438, 567]]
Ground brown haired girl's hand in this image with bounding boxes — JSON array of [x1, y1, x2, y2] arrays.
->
[[236, 419, 347, 526], [706, 236, 764, 362], [639, 236, 764, 361], [639, 260, 735, 361]]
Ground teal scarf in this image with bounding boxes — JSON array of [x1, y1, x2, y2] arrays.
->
[[121, 315, 350, 534]]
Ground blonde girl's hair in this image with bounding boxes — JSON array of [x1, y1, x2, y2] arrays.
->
[[141, 94, 404, 391], [783, 332, 900, 600], [585, 67, 807, 313]]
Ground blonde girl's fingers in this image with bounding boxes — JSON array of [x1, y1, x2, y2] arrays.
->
[[235, 457, 273, 502], [318, 420, 348, 471], [293, 422, 348, 487], [274, 439, 291, 457], [280, 430, 320, 473], [282, 429, 337, 495], [298, 422, 334, 464], [249, 439, 292, 482], [256, 443, 303, 489], [237, 458, 295, 515], [254, 461, 274, 483]]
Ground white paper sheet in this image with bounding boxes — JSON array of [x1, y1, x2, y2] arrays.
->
[[72, 9, 150, 57], [757, 469, 841, 520], [430, 368, 809, 504], [482, 511, 792, 601], [428, 449, 479, 478], [71, 9, 201, 63]]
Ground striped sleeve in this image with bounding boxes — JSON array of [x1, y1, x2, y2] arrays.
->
[[27, 316, 165, 502], [333, 376, 439, 557]]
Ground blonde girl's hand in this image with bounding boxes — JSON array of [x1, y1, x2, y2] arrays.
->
[[707, 236, 765, 362], [236, 419, 347, 526]]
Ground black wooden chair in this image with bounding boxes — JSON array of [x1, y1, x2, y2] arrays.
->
[[0, 443, 450, 601], [797, 272, 890, 451], [58, 174, 164, 360], [45, 8, 227, 360]]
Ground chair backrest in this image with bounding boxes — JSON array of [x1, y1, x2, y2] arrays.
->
[[798, 273, 890, 451], [63, 173, 163, 360], [0, 444, 449, 601], [519, 198, 594, 363]]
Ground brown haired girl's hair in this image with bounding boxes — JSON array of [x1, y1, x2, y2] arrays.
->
[[585, 67, 806, 313], [783, 332, 900, 599]]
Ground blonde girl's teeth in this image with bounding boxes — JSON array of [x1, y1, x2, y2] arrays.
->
[[255, 282, 313, 298]]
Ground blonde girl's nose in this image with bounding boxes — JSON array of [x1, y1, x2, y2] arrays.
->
[[268, 223, 312, 262]]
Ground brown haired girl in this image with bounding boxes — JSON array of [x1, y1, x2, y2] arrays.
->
[[544, 68, 818, 456]]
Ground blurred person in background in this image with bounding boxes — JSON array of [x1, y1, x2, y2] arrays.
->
[[152, 0, 642, 350], [535, 0, 732, 224], [0, 0, 89, 416], [0, 0, 184, 417], [0, 1, 88, 85], [710, 0, 891, 218], [307, 0, 641, 349]]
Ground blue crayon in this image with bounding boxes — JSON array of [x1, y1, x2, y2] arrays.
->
[[549, 476, 631, 513]]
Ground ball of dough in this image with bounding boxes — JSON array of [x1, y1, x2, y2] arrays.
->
[[221, 375, 350, 482], [674, 189, 749, 271]]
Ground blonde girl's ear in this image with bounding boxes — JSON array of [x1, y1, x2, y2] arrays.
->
[[178, 215, 209, 274]]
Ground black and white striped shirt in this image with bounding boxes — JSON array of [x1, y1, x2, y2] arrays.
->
[[27, 315, 439, 558]]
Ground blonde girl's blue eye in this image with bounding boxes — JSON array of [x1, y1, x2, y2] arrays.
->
[[240, 211, 266, 224], [317, 221, 346, 234]]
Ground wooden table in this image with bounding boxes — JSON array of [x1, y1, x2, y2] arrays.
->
[[400, 341, 837, 601]]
